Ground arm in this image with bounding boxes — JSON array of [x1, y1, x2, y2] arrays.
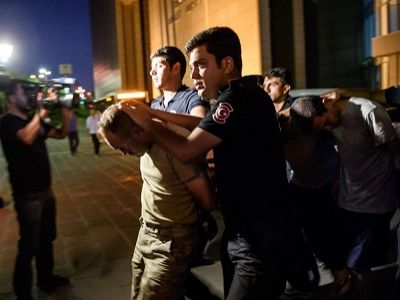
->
[[47, 108, 73, 139], [122, 100, 203, 130], [189, 105, 209, 118], [153, 109, 203, 130], [185, 171, 216, 211], [16, 112, 42, 145], [121, 102, 221, 162]]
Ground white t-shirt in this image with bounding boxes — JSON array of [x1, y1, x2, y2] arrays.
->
[[335, 97, 398, 213], [86, 113, 101, 134]]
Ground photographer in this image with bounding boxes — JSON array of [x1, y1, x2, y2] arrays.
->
[[0, 79, 72, 299]]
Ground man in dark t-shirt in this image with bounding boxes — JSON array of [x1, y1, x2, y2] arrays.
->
[[0, 80, 73, 299]]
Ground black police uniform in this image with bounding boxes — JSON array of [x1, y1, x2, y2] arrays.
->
[[198, 76, 319, 299]]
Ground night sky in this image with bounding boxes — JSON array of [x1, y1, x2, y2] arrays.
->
[[0, 0, 94, 91]]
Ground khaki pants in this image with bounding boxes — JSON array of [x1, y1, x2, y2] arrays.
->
[[131, 220, 199, 300]]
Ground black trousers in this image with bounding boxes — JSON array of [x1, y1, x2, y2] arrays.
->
[[13, 188, 56, 297], [91, 134, 100, 155], [221, 206, 319, 300], [68, 131, 79, 153], [289, 181, 344, 270]]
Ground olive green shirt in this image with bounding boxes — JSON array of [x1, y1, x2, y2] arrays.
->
[[140, 143, 203, 225]]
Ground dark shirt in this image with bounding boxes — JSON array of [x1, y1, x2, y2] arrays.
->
[[280, 95, 295, 112], [150, 84, 209, 114], [0, 114, 52, 196], [198, 76, 288, 225]]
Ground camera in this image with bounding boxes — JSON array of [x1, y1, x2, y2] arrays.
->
[[39, 87, 80, 110], [24, 84, 80, 111], [85, 96, 115, 112]]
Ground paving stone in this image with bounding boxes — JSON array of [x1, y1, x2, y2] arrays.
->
[[109, 211, 137, 228], [59, 220, 90, 238]]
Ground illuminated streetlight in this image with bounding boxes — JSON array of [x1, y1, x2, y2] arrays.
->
[[0, 43, 13, 76], [0, 43, 13, 63], [38, 67, 52, 81]]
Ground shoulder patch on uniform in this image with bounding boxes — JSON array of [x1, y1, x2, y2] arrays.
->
[[212, 102, 233, 124]]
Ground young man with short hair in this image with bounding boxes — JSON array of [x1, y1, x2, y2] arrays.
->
[[149, 46, 209, 117], [263, 67, 294, 115]]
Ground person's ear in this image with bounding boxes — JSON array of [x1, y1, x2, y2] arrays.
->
[[171, 62, 181, 76], [283, 84, 291, 95], [322, 97, 337, 108], [222, 56, 234, 74]]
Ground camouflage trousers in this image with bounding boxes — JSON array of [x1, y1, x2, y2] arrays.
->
[[131, 219, 199, 300]]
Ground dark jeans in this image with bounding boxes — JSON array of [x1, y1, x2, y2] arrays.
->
[[13, 188, 56, 297], [68, 131, 79, 153], [91, 134, 100, 155], [221, 205, 319, 300], [289, 182, 344, 270], [336, 208, 394, 270]]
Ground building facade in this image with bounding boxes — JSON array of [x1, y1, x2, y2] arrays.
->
[[372, 0, 400, 89], [90, 0, 384, 99]]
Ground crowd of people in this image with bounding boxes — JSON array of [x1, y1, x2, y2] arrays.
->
[[0, 26, 399, 300]]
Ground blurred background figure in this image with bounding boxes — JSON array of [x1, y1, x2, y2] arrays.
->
[[68, 110, 79, 155], [86, 109, 101, 155]]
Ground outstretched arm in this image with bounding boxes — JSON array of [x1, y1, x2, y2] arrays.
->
[[122, 100, 203, 130], [120, 102, 221, 162]]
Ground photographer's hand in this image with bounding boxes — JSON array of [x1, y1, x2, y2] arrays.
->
[[39, 108, 49, 120]]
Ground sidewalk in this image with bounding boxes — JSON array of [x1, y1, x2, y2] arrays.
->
[[0, 128, 398, 300], [0, 130, 141, 299]]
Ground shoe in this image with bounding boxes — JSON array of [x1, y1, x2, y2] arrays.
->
[[37, 274, 70, 292]]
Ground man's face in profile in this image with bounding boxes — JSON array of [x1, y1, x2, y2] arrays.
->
[[150, 56, 176, 90], [263, 76, 289, 102], [13, 84, 30, 113], [189, 45, 225, 100]]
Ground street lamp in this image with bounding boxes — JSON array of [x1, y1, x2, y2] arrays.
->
[[0, 43, 13, 75], [0, 43, 13, 63], [38, 67, 51, 82]]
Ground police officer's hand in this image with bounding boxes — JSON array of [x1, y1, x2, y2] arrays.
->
[[119, 101, 151, 129]]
